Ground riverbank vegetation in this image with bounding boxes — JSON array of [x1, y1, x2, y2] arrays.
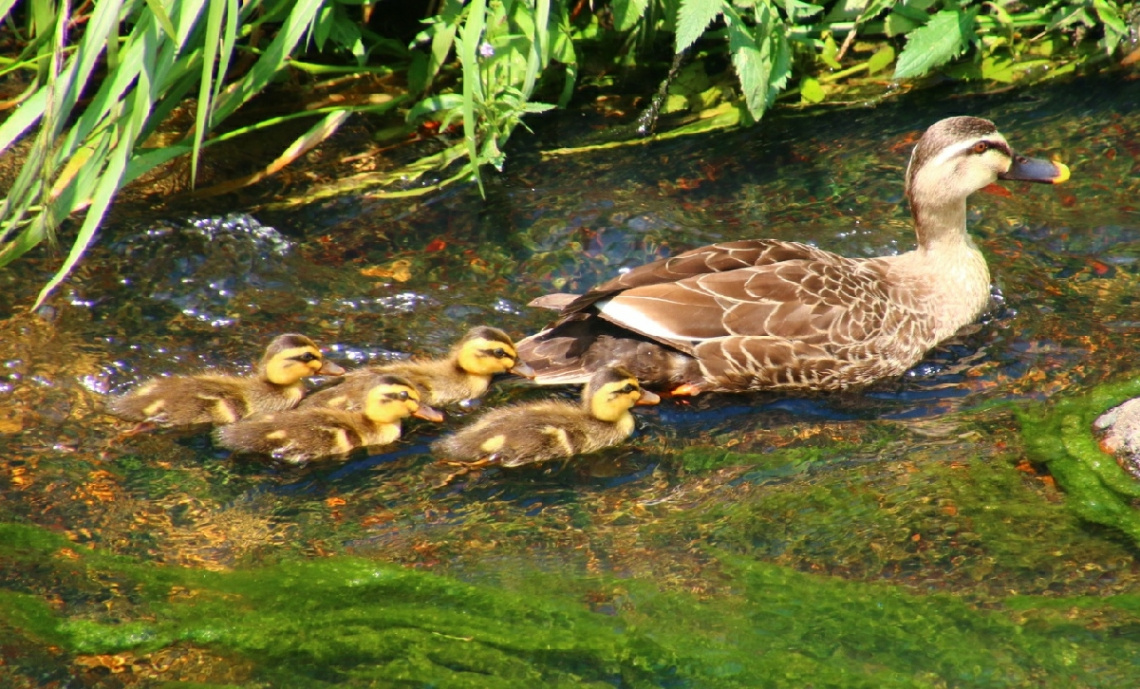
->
[[0, 0, 1137, 305]]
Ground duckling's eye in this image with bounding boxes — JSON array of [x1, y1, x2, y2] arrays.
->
[[295, 352, 320, 363], [397, 390, 410, 401], [971, 141, 990, 154], [619, 384, 637, 394], [492, 348, 508, 358]]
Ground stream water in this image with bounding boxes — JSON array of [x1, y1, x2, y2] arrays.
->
[[2, 74, 1140, 687]]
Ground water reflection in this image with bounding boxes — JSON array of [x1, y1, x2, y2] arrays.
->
[[2, 74, 1140, 685]]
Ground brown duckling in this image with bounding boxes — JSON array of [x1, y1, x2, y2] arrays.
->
[[301, 326, 534, 410], [214, 374, 444, 465], [432, 366, 659, 471], [108, 334, 345, 427]]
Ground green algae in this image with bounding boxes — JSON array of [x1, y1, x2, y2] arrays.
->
[[647, 423, 1139, 600], [1020, 376, 1140, 545], [673, 424, 892, 476], [5, 521, 1140, 687]]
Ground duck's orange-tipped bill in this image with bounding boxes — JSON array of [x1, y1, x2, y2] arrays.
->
[[1051, 161, 1071, 184], [999, 154, 1070, 185]]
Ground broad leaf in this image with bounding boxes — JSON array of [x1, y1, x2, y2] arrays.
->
[[1093, 0, 1127, 52], [676, 0, 726, 53], [612, 0, 649, 32], [894, 9, 977, 79], [800, 77, 825, 103], [855, 0, 894, 24], [725, 4, 789, 120], [866, 44, 895, 74]]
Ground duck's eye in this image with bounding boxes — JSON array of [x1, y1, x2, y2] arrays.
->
[[619, 384, 637, 394], [295, 352, 319, 363], [971, 141, 989, 154], [492, 348, 508, 358], [397, 390, 410, 401]]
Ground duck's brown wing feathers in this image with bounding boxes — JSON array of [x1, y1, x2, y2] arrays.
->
[[519, 249, 930, 390], [596, 257, 896, 352], [560, 239, 838, 313]]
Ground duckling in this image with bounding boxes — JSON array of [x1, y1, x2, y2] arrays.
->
[[432, 366, 660, 472], [214, 374, 445, 465], [301, 326, 534, 410], [108, 334, 345, 427], [518, 116, 1071, 394]]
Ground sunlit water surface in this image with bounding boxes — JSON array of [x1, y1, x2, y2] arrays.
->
[[3, 76, 1140, 686]]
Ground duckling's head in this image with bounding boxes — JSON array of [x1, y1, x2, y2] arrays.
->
[[362, 375, 445, 424], [905, 116, 1068, 220], [454, 327, 535, 378], [261, 334, 346, 386], [583, 366, 660, 422]]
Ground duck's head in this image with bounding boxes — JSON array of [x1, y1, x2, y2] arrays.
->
[[454, 326, 536, 378], [261, 334, 345, 385], [362, 375, 445, 424], [584, 366, 660, 422], [905, 116, 1069, 220]]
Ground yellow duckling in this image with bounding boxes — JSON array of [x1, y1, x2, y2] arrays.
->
[[432, 366, 659, 471], [108, 334, 345, 427], [301, 326, 534, 410], [214, 374, 445, 465]]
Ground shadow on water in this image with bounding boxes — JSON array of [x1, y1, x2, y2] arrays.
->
[[3, 73, 1140, 686]]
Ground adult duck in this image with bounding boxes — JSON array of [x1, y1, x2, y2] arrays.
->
[[517, 116, 1070, 395]]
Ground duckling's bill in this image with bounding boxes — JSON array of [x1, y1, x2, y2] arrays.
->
[[510, 360, 536, 378], [998, 155, 1070, 185], [318, 360, 346, 376], [413, 404, 446, 422], [636, 388, 661, 405]]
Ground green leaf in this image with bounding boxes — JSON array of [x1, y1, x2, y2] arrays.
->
[[724, 4, 788, 121], [894, 9, 977, 80], [676, 0, 726, 53], [800, 77, 825, 103], [457, 0, 486, 195], [782, 0, 824, 23], [820, 31, 841, 69], [884, 12, 921, 36], [855, 0, 894, 24], [612, 0, 649, 32], [884, 0, 937, 36], [407, 94, 466, 121], [142, 0, 178, 40], [866, 44, 895, 74], [1093, 0, 1128, 52]]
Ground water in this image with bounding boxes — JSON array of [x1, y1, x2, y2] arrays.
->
[[2, 75, 1140, 686]]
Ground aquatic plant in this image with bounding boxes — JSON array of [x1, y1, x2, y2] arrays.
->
[[5, 520, 1140, 686], [1019, 375, 1140, 544]]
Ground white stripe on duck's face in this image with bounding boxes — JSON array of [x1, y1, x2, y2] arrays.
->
[[908, 133, 1014, 210]]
